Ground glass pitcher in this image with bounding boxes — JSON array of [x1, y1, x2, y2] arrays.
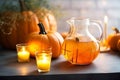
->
[[61, 18, 103, 65]]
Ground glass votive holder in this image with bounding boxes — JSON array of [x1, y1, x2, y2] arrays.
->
[[35, 47, 52, 73], [16, 43, 30, 62]]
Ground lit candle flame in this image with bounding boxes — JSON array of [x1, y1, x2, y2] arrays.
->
[[104, 16, 108, 24], [21, 47, 25, 51]]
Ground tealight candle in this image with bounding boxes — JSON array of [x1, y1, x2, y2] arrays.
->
[[16, 43, 30, 62], [35, 48, 52, 72]]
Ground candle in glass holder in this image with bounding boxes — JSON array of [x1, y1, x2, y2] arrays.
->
[[35, 48, 52, 72], [100, 16, 110, 52], [16, 43, 30, 62]]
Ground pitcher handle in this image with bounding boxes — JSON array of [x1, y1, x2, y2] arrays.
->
[[90, 20, 103, 41]]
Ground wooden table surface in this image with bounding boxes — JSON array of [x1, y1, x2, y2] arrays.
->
[[0, 46, 120, 80]]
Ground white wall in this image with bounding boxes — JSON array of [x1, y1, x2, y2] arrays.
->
[[50, 0, 120, 36]]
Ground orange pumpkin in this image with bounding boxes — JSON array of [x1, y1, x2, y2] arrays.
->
[[107, 27, 120, 51], [35, 8, 57, 33], [117, 40, 120, 51], [26, 23, 64, 58], [0, 0, 39, 49]]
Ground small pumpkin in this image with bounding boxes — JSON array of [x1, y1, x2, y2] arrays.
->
[[26, 23, 64, 58], [107, 27, 120, 51]]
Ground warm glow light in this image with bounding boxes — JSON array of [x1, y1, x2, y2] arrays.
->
[[37, 53, 50, 70], [21, 47, 26, 52], [104, 16, 108, 24], [104, 15, 108, 39], [19, 66, 29, 75], [27, 41, 40, 56], [17, 46, 30, 62], [36, 52, 51, 72], [100, 15, 109, 52], [28, 43, 37, 52]]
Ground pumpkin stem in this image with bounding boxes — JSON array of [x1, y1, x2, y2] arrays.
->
[[19, 0, 27, 11], [38, 22, 47, 34], [112, 27, 119, 33]]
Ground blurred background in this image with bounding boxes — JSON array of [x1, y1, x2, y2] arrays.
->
[[49, 0, 120, 35], [0, 0, 120, 35]]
